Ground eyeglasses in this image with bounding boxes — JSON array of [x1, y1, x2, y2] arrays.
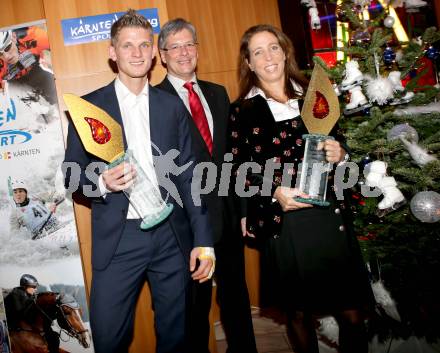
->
[[161, 42, 198, 54], [0, 43, 12, 55]]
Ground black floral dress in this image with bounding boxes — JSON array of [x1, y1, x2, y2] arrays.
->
[[229, 94, 373, 314]]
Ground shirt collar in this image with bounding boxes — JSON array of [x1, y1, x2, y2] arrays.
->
[[245, 82, 302, 118], [245, 86, 266, 100], [167, 73, 198, 92], [115, 77, 149, 104], [245, 80, 304, 100]]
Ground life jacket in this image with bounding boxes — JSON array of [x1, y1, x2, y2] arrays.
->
[[16, 198, 52, 237], [0, 26, 49, 81]]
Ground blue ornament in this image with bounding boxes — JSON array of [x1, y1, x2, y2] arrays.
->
[[383, 46, 396, 65], [426, 46, 440, 61], [359, 156, 372, 170], [362, 106, 371, 116]]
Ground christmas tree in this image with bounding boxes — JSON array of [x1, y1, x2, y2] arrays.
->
[[311, 0, 440, 341]]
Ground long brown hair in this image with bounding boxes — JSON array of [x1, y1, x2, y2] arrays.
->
[[238, 24, 308, 100]]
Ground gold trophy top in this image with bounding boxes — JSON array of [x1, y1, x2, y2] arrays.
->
[[63, 93, 124, 163], [301, 64, 340, 135]]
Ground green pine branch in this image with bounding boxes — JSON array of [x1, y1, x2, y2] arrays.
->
[[343, 2, 362, 28], [422, 27, 440, 44]]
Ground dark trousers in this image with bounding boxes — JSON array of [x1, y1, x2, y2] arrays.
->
[[189, 233, 257, 353], [45, 329, 59, 353], [90, 220, 188, 353]]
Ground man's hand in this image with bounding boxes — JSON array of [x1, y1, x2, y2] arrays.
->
[[190, 247, 215, 283], [102, 162, 136, 192], [273, 186, 313, 212]]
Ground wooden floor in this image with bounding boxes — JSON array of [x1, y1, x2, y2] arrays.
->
[[214, 307, 337, 353], [215, 310, 440, 353]]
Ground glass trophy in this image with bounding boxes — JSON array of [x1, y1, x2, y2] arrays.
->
[[295, 134, 333, 207], [107, 149, 173, 230]]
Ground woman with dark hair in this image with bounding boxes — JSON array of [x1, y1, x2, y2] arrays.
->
[[229, 24, 373, 353]]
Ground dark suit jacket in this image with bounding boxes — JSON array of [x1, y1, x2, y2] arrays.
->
[[64, 81, 213, 270], [229, 95, 352, 240], [156, 77, 236, 244]]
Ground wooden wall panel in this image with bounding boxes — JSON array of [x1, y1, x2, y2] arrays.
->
[[197, 71, 240, 104], [0, 0, 45, 28], [166, 0, 280, 101]]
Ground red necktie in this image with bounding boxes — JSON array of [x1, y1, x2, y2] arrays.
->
[[183, 81, 213, 155]]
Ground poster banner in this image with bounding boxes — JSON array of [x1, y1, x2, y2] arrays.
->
[[61, 8, 160, 46], [0, 20, 94, 352]]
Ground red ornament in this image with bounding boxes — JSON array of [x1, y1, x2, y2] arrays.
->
[[84, 117, 111, 144], [312, 91, 330, 119], [357, 232, 377, 241], [401, 57, 436, 91]]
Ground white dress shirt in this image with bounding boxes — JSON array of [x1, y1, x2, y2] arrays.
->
[[166, 73, 214, 137], [245, 84, 301, 122], [113, 77, 160, 219]]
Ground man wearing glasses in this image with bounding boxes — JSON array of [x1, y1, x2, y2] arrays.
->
[[157, 18, 257, 353], [4, 274, 59, 353]]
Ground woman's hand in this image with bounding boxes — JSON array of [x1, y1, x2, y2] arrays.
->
[[241, 217, 255, 238], [273, 186, 313, 212], [321, 139, 346, 163]]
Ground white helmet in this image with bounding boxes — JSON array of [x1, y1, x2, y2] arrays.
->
[[0, 30, 13, 53], [11, 179, 28, 192]]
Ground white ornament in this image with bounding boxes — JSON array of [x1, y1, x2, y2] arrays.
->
[[364, 161, 387, 187], [365, 75, 394, 105], [393, 102, 440, 116], [388, 71, 403, 92], [371, 280, 401, 322], [412, 36, 424, 46], [308, 7, 321, 30], [352, 0, 371, 6], [410, 191, 440, 223], [387, 123, 419, 143], [301, 0, 317, 6], [378, 176, 406, 210], [388, 71, 415, 105], [345, 86, 370, 110], [399, 136, 437, 166], [341, 60, 364, 91], [365, 161, 406, 214], [384, 16, 395, 28], [301, 0, 320, 30], [404, 0, 427, 9], [395, 49, 404, 63], [333, 83, 342, 96]]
